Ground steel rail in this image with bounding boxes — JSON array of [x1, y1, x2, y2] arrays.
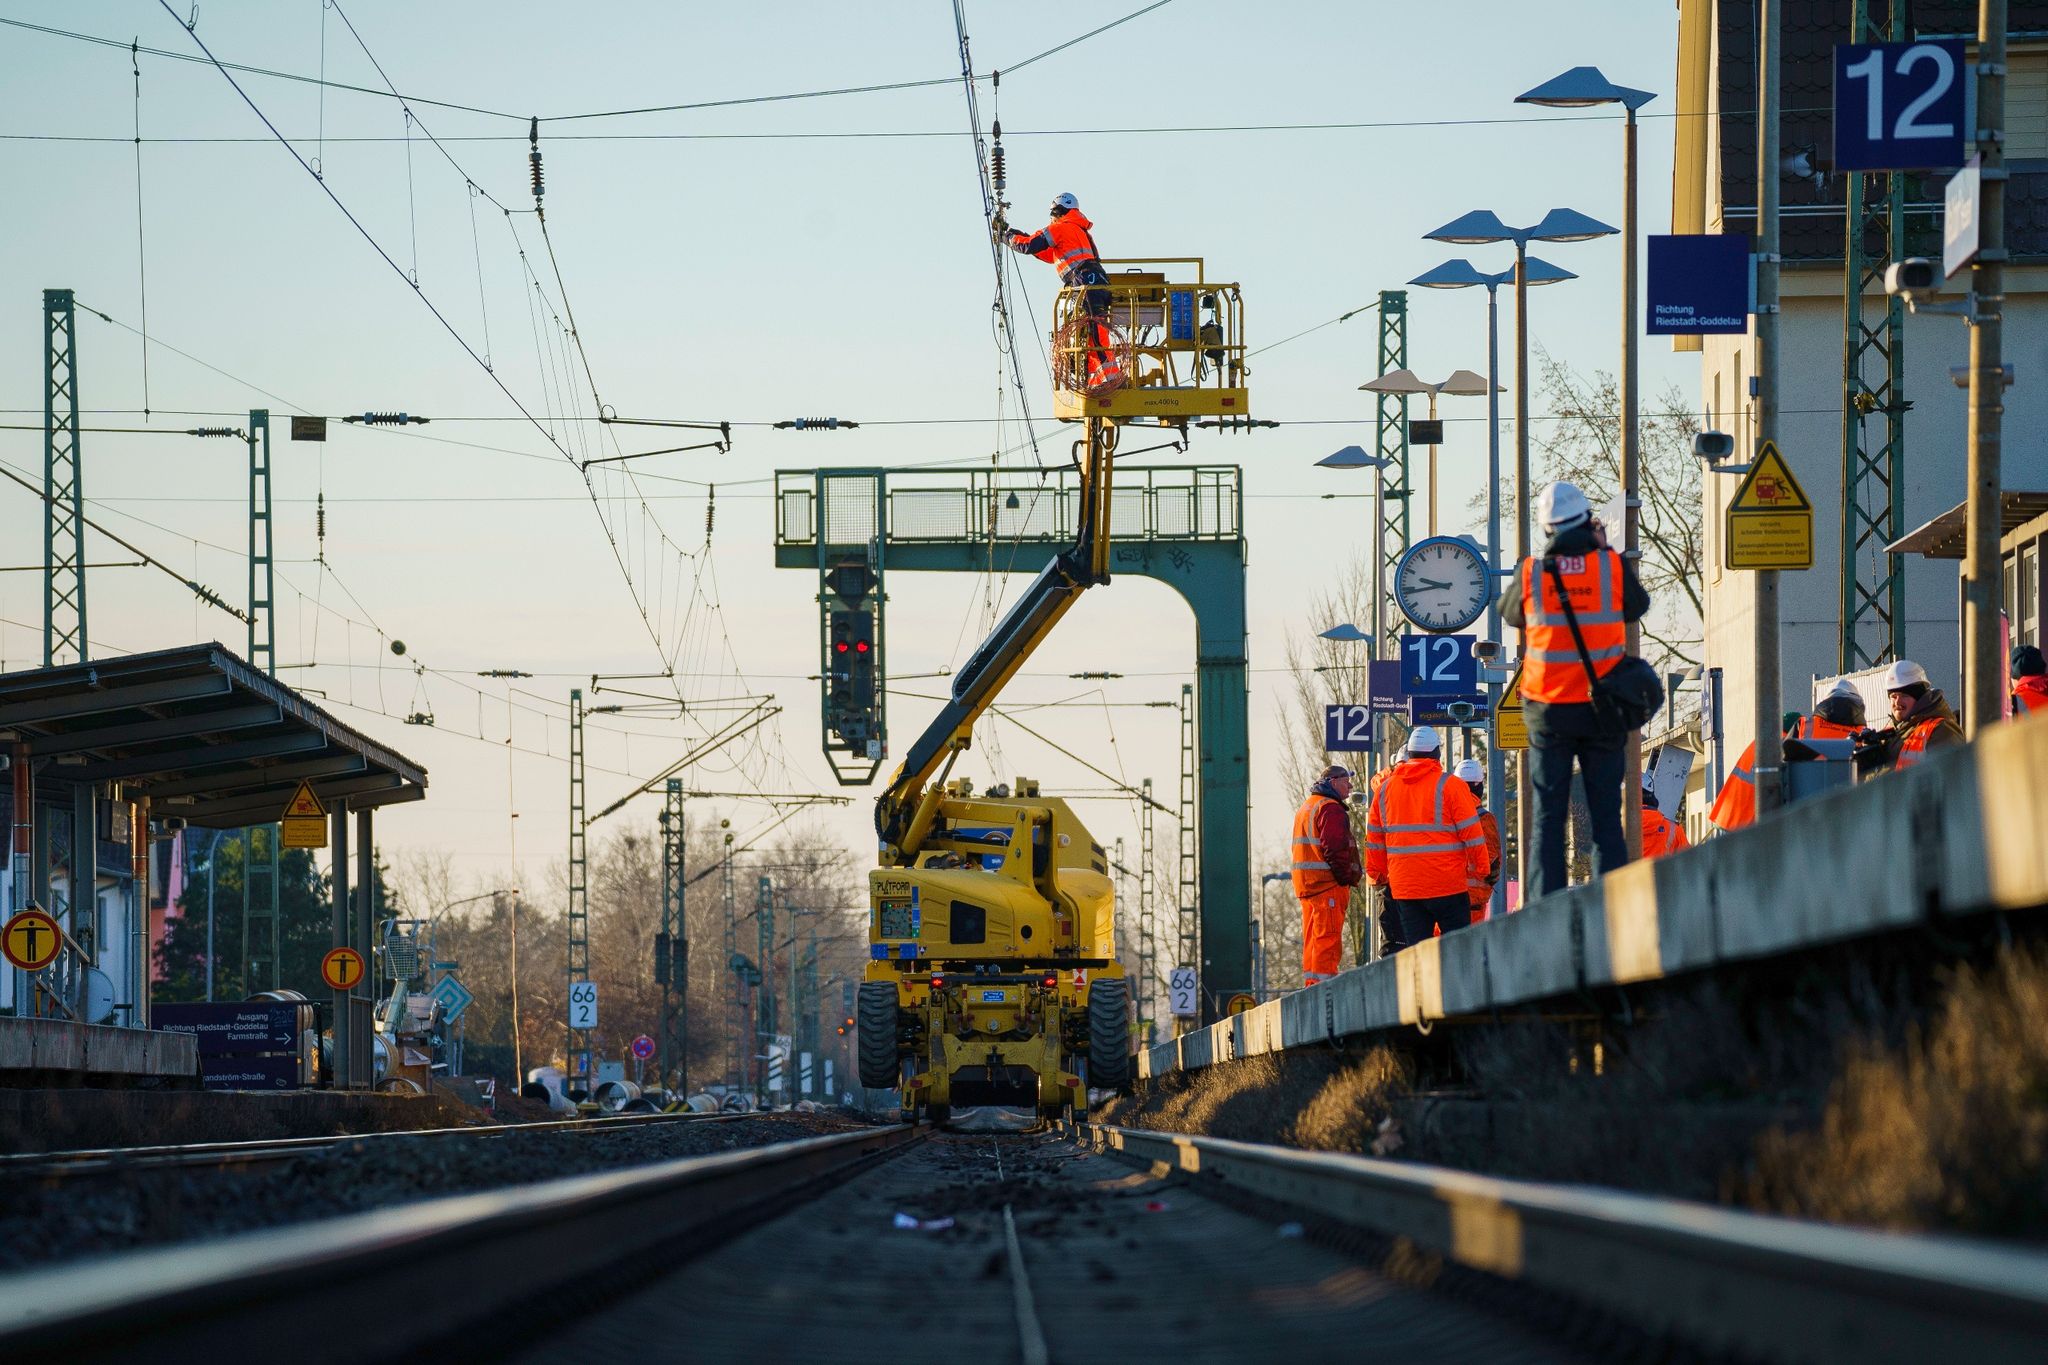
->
[[0, 1108, 763, 1180], [0, 1123, 919, 1361], [1079, 1123, 2048, 1365]]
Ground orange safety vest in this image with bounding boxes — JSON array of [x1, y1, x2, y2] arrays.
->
[[1020, 213, 1101, 283], [1364, 760, 1488, 900], [1893, 716, 1950, 770], [1641, 807, 1688, 859], [1518, 551, 1627, 704], [1289, 793, 1344, 899], [1708, 714, 1860, 830]]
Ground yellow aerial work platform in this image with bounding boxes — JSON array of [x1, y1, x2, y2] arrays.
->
[[1050, 258, 1248, 422]]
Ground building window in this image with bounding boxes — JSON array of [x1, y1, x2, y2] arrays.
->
[[2020, 541, 2040, 646], [2003, 48, 2048, 160]]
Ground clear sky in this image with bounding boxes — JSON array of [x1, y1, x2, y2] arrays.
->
[[0, 1, 1688, 902]]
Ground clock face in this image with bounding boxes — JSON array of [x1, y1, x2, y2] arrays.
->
[[1395, 537, 1489, 632]]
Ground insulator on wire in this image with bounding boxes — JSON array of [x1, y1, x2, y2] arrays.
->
[[528, 115, 544, 202], [706, 485, 716, 541], [988, 142, 1006, 197], [186, 426, 240, 438], [343, 412, 428, 426], [316, 491, 326, 546], [773, 418, 858, 431]]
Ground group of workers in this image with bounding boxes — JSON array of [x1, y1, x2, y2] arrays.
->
[[1292, 476, 2048, 987]]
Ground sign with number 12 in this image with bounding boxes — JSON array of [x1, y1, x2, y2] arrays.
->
[[1834, 39, 1966, 171]]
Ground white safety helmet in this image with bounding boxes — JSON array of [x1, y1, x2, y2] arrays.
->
[[1822, 676, 1863, 701], [1537, 480, 1592, 532], [1452, 758, 1484, 784], [1051, 192, 1080, 213], [1407, 725, 1442, 754], [1882, 659, 1930, 692]]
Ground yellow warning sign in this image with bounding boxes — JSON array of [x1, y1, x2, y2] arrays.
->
[[1225, 992, 1258, 1016], [281, 780, 328, 849], [283, 781, 326, 818], [1494, 663, 1529, 751], [2, 908, 62, 971], [1725, 440, 1813, 570]]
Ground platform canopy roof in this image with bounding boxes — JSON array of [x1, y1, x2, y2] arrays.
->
[[0, 644, 426, 829], [1888, 491, 2048, 560]]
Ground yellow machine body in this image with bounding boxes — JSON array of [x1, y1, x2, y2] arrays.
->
[[1049, 258, 1248, 421]]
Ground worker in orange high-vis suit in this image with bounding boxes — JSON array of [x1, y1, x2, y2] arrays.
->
[[1710, 678, 1866, 830], [1640, 778, 1689, 859], [1366, 728, 1490, 951], [2012, 645, 2048, 718], [1000, 192, 1125, 394], [1497, 482, 1650, 901], [1290, 763, 1362, 985], [1452, 759, 1501, 918], [1857, 659, 1964, 773]]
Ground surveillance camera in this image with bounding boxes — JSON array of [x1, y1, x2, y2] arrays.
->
[[159, 815, 188, 834], [1446, 701, 1478, 723], [1884, 258, 1939, 302], [1473, 640, 1502, 662], [1692, 430, 1735, 464]]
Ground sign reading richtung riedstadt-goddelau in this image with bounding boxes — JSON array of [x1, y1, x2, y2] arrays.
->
[[1647, 234, 1750, 336]]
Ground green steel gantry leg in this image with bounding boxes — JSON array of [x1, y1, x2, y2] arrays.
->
[[1840, 0, 1910, 671], [1375, 290, 1412, 644], [43, 289, 86, 667], [567, 689, 590, 1089], [658, 779, 688, 1096], [243, 409, 280, 992]]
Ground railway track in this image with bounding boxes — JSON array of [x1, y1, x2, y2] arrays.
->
[[4, 1115, 2045, 1363], [0, 1108, 753, 1182]]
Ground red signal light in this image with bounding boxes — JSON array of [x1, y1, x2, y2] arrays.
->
[[855, 640, 870, 653], [1042, 973, 1057, 989], [929, 974, 946, 990], [835, 641, 849, 653]]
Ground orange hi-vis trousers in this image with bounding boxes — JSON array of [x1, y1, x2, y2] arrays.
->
[[1301, 887, 1349, 985]]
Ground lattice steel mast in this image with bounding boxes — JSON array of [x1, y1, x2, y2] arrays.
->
[[566, 688, 590, 1088], [43, 289, 86, 667]]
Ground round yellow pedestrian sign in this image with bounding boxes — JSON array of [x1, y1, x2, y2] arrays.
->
[[321, 946, 366, 991], [2, 909, 62, 971], [1225, 992, 1257, 1016]]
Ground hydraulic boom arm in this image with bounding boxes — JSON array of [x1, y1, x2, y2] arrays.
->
[[874, 417, 1118, 861]]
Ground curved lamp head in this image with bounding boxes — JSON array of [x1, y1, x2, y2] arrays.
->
[[1409, 258, 1493, 289], [1529, 207, 1618, 242], [1438, 368, 1500, 396], [1516, 66, 1656, 111], [1316, 445, 1393, 470], [1424, 210, 1514, 245], [1359, 368, 1430, 395], [1317, 623, 1374, 643]]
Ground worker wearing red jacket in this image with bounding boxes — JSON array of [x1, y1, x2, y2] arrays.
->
[[1366, 728, 1490, 951], [999, 192, 1125, 393], [2013, 645, 2048, 717], [1290, 763, 1361, 986], [1710, 677, 1865, 830]]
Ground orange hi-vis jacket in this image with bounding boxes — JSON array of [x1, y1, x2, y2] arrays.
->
[[1518, 551, 1628, 704], [1289, 792, 1355, 899], [1466, 808, 1502, 910], [1010, 210, 1101, 284], [2011, 674, 2047, 716], [1708, 714, 1861, 830], [1641, 807, 1689, 859], [1364, 758, 1490, 900]]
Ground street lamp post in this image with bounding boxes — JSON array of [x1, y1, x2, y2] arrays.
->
[[1517, 67, 1658, 852], [1359, 368, 1495, 537], [1315, 448, 1398, 789], [1409, 257, 1575, 911]]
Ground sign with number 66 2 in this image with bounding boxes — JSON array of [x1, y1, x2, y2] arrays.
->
[[568, 980, 599, 1030]]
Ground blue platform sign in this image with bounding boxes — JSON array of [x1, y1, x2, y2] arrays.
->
[[1323, 703, 1373, 754], [1400, 633, 1477, 697], [1368, 660, 1407, 711], [1646, 235, 1750, 335], [1834, 39, 1967, 171]]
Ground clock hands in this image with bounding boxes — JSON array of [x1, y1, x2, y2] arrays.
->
[[1415, 577, 1454, 591]]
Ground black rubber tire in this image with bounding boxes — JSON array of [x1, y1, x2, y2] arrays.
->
[[857, 981, 902, 1090], [1087, 977, 1132, 1090]]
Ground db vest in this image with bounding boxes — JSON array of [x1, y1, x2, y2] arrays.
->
[[1041, 217, 1100, 282], [1519, 551, 1626, 704], [1289, 794, 1342, 898]]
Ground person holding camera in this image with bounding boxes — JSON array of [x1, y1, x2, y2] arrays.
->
[[1498, 481, 1653, 902]]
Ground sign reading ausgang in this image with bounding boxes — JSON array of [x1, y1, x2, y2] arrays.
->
[[1646, 235, 1750, 335]]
